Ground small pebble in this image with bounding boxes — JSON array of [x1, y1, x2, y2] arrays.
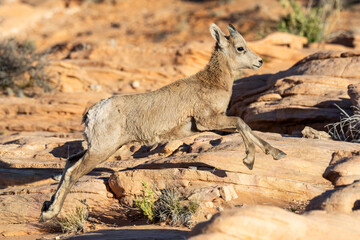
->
[[131, 81, 140, 89]]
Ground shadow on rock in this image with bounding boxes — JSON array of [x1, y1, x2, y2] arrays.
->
[[120, 159, 228, 178], [50, 140, 85, 159], [64, 228, 189, 240], [306, 188, 337, 211], [0, 168, 62, 189]]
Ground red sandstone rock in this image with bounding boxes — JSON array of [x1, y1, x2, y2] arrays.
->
[[189, 206, 360, 240]]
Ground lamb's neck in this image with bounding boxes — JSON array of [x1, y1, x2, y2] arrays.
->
[[197, 47, 234, 91]]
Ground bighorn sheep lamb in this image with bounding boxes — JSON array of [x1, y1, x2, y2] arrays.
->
[[40, 23, 286, 222]]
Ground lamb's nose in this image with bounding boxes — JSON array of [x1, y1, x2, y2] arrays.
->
[[259, 59, 263, 65]]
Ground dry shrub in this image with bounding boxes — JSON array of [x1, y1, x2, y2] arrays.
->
[[326, 105, 360, 142], [0, 38, 52, 96]]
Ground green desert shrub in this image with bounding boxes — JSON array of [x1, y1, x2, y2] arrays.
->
[[134, 182, 156, 222], [277, 0, 341, 43], [0, 38, 52, 96]]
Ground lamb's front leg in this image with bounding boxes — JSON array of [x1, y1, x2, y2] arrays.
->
[[195, 115, 286, 169], [235, 117, 286, 160], [195, 115, 256, 169]]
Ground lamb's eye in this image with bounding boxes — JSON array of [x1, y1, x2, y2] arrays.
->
[[237, 47, 244, 52]]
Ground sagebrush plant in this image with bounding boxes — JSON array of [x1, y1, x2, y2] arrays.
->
[[277, 0, 341, 43], [326, 105, 360, 142], [55, 205, 89, 234], [134, 182, 200, 227], [155, 188, 200, 227], [0, 38, 52, 96]]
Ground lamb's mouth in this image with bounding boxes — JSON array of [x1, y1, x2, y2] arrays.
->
[[252, 64, 261, 70]]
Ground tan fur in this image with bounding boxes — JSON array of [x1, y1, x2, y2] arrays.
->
[[40, 23, 286, 222]]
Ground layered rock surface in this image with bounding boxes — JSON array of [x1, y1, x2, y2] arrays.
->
[[0, 92, 110, 132], [306, 150, 360, 213], [1, 130, 359, 237], [189, 206, 360, 240], [188, 146, 360, 240]]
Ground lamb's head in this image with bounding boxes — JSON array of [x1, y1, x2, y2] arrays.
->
[[210, 23, 262, 71]]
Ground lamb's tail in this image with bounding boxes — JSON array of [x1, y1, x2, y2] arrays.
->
[[82, 97, 114, 146], [81, 110, 89, 124], [82, 103, 96, 124], [81, 100, 105, 124]]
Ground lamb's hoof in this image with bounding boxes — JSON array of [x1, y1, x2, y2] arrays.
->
[[41, 200, 52, 212], [273, 150, 287, 160], [243, 158, 254, 170], [39, 201, 57, 222], [40, 209, 57, 222]]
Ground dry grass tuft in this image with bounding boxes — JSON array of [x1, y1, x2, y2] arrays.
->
[[0, 38, 53, 96], [55, 205, 89, 234]]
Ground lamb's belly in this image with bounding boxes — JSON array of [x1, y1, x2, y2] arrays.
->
[[158, 117, 199, 142], [135, 117, 196, 145]]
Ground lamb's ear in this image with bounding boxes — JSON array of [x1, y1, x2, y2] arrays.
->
[[209, 23, 228, 48], [227, 24, 240, 37]]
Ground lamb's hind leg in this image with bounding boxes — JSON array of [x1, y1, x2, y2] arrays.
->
[[40, 146, 119, 222]]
